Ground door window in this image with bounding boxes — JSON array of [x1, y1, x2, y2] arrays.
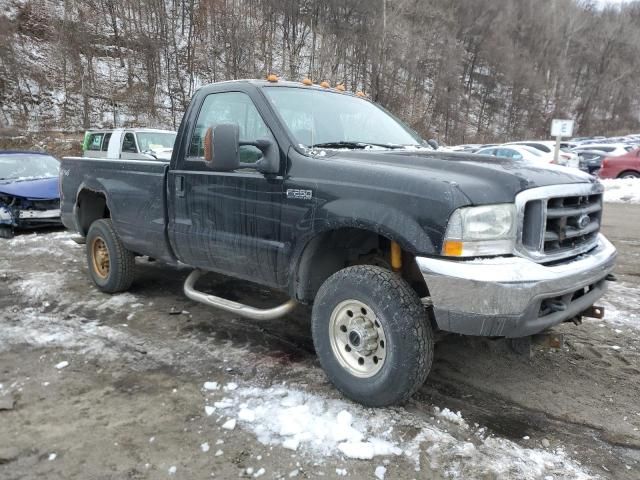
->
[[101, 132, 112, 151], [188, 92, 273, 164], [87, 133, 104, 151], [122, 133, 138, 153]]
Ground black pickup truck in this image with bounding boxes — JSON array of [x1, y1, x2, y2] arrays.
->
[[60, 79, 617, 406]]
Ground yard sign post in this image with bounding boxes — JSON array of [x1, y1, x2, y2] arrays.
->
[[551, 119, 575, 164]]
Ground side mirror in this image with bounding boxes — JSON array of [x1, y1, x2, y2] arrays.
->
[[427, 139, 439, 150], [204, 123, 279, 174], [204, 123, 240, 171]]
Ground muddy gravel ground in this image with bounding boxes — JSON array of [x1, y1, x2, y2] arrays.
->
[[1, 203, 639, 480]]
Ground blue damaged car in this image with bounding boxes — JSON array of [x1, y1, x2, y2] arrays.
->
[[0, 151, 61, 239]]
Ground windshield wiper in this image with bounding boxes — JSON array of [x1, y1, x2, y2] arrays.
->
[[309, 141, 405, 150]]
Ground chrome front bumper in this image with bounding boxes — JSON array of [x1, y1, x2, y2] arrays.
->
[[416, 234, 617, 337]]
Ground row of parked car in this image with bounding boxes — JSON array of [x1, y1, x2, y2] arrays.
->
[[448, 134, 640, 179]]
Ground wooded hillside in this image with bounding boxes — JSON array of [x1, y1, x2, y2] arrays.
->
[[1, 0, 639, 144]]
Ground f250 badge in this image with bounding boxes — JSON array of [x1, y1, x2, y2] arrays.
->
[[286, 189, 313, 200]]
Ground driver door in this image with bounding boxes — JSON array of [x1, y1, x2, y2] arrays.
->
[[167, 91, 286, 288]]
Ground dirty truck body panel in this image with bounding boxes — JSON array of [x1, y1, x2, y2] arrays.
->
[[60, 80, 616, 340], [60, 159, 172, 263]]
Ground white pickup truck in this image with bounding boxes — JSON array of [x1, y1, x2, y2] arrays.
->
[[83, 128, 177, 161]]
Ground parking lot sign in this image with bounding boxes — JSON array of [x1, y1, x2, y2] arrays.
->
[[551, 119, 574, 138]]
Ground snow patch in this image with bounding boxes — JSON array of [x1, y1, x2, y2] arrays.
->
[[375, 465, 387, 480], [602, 178, 640, 204], [601, 282, 640, 330], [222, 418, 236, 430], [207, 384, 593, 478]]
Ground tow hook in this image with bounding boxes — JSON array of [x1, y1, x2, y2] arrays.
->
[[605, 273, 617, 282], [581, 305, 605, 319]]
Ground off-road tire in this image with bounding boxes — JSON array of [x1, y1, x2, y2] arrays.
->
[[86, 219, 135, 293], [0, 226, 14, 239], [312, 265, 433, 407]]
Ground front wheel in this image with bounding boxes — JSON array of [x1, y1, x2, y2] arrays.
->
[[312, 265, 433, 407], [618, 171, 640, 179], [86, 219, 135, 293]]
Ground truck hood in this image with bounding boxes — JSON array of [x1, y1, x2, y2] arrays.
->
[[0, 177, 60, 200], [330, 149, 595, 204]]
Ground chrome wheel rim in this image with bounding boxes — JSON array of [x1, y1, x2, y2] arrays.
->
[[328, 299, 387, 378]]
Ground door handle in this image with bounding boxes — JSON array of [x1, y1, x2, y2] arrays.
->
[[176, 174, 185, 197]]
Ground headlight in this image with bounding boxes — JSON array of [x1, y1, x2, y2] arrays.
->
[[442, 204, 516, 257]]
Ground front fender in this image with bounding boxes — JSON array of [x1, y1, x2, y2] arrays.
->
[[287, 198, 438, 296], [312, 198, 436, 254]]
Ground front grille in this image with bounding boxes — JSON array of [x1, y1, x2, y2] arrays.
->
[[543, 194, 601, 255], [516, 183, 603, 263]]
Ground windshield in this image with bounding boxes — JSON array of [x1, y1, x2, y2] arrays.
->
[[263, 87, 422, 149], [0, 154, 59, 181], [136, 132, 177, 152]]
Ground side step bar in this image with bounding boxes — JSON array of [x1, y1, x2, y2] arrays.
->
[[183, 269, 297, 320]]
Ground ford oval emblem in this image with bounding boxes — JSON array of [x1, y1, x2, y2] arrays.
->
[[578, 214, 590, 229]]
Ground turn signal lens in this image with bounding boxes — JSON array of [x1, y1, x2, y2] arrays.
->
[[320, 81, 330, 88], [302, 78, 312, 85], [443, 240, 463, 256]]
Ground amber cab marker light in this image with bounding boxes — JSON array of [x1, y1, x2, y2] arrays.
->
[[336, 84, 345, 91], [302, 78, 313, 86], [320, 81, 330, 88], [267, 74, 278, 82], [355, 91, 365, 97], [443, 240, 463, 257]]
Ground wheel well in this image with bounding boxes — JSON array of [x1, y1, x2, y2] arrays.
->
[[76, 189, 110, 235], [617, 170, 640, 178], [293, 228, 429, 304]]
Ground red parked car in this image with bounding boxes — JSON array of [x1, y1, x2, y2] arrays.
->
[[598, 148, 640, 179]]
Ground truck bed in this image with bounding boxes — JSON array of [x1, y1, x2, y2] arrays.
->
[[60, 157, 175, 263]]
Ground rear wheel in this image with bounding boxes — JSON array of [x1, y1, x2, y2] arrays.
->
[[312, 265, 433, 407], [86, 219, 135, 293], [618, 171, 640, 179]]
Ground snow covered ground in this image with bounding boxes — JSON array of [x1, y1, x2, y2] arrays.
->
[[602, 178, 640, 204]]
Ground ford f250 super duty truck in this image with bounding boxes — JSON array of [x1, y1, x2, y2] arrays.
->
[[60, 79, 617, 407]]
